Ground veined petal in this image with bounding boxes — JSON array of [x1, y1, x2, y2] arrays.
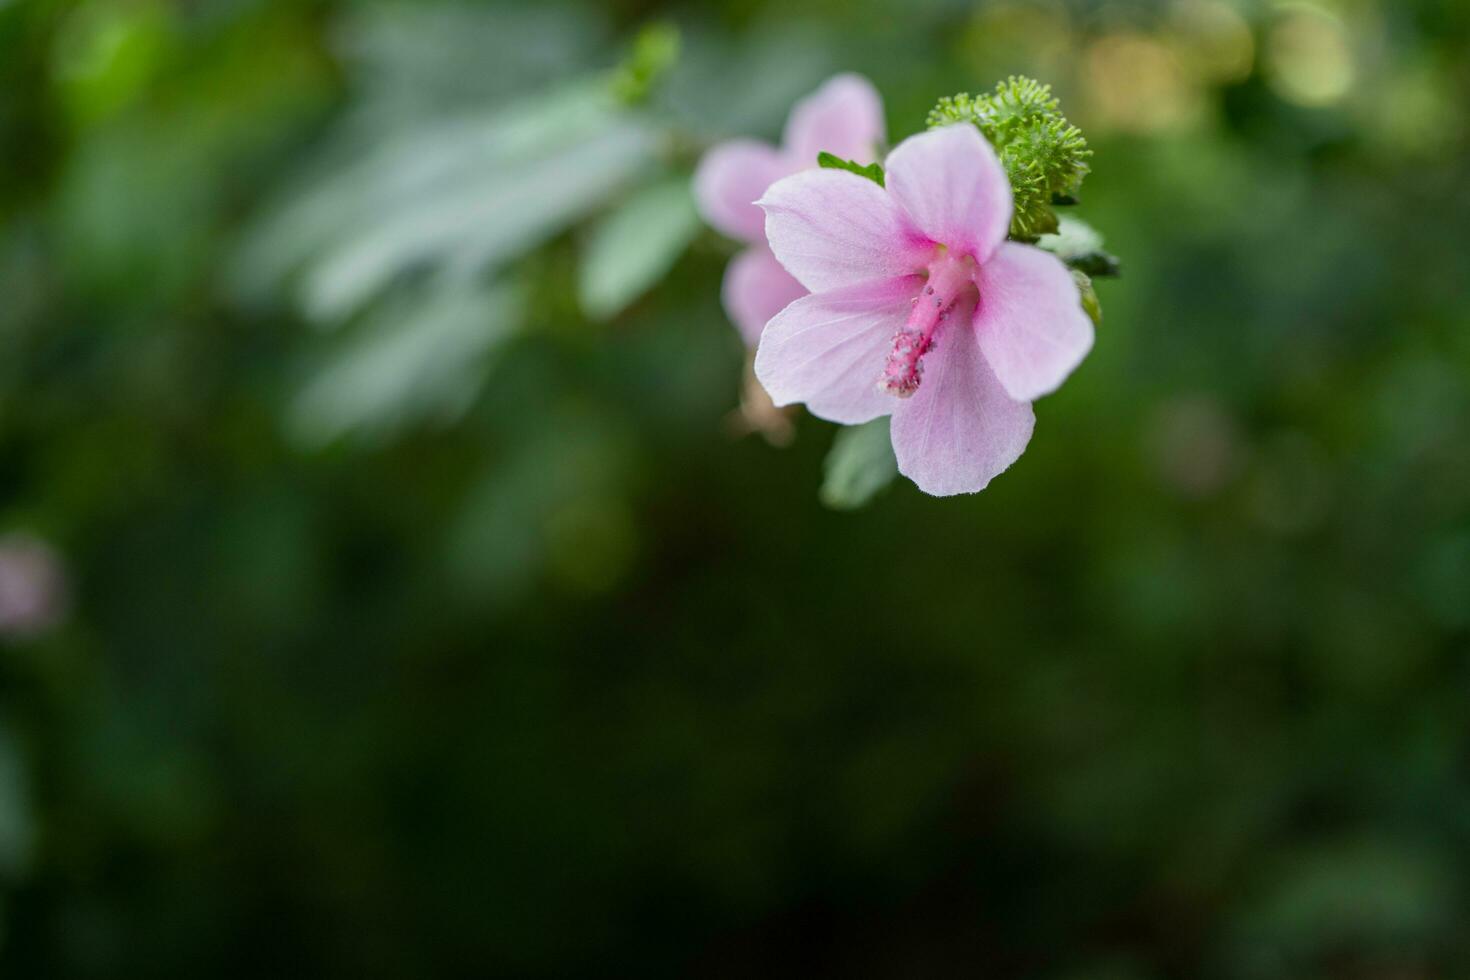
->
[[890, 315, 1034, 496], [722, 246, 807, 346], [754, 275, 922, 424], [975, 242, 1094, 402], [759, 170, 926, 293], [885, 124, 1012, 263], [693, 139, 791, 243], [782, 73, 886, 167]]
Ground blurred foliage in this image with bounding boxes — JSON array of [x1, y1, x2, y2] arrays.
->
[[1, 0, 1469, 976]]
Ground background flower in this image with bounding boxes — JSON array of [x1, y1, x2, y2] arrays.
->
[[0, 534, 66, 639], [694, 73, 885, 344]]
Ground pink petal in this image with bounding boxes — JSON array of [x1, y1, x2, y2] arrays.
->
[[885, 124, 1012, 263], [721, 246, 807, 346], [754, 275, 922, 424], [975, 242, 1095, 402], [759, 170, 926, 293], [782, 73, 886, 167], [890, 314, 1035, 496], [693, 139, 791, 243]]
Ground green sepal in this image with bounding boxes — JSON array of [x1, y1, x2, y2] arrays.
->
[[817, 152, 885, 187], [1072, 269, 1102, 327]]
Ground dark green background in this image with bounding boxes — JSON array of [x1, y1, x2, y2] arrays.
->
[[2, 0, 1468, 975]]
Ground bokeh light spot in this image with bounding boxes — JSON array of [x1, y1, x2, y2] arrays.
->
[[1168, 0, 1256, 85], [1084, 32, 1200, 133], [1266, 4, 1355, 106]]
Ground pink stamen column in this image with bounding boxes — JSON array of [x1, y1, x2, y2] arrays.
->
[[879, 250, 978, 397]]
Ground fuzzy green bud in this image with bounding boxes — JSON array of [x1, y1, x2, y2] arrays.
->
[[928, 76, 1092, 240]]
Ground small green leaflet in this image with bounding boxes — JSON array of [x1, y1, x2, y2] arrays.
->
[[817, 152, 885, 187], [1036, 216, 1113, 324], [1036, 215, 1121, 279], [820, 417, 898, 510], [1071, 270, 1102, 327]]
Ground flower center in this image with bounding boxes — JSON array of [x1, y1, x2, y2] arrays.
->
[[878, 250, 977, 398]]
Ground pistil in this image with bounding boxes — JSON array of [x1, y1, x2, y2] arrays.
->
[[878, 251, 976, 397]]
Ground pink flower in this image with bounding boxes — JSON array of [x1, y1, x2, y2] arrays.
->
[[754, 124, 1094, 496], [0, 533, 66, 638], [693, 74, 885, 345]]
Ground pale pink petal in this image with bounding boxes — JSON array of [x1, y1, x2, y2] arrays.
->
[[759, 170, 926, 293], [693, 140, 791, 243], [782, 73, 886, 167], [885, 124, 1012, 263], [722, 246, 807, 346], [890, 315, 1035, 496], [754, 275, 922, 424], [975, 242, 1094, 402]]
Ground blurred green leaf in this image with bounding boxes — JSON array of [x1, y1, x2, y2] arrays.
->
[[51, 2, 173, 126], [578, 177, 699, 321], [302, 115, 654, 324], [0, 724, 33, 880], [820, 418, 898, 510], [233, 82, 659, 323], [288, 279, 523, 446], [1228, 839, 1454, 975], [659, 24, 838, 140], [337, 3, 610, 119]]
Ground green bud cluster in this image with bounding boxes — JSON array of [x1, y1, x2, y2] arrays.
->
[[928, 76, 1091, 240]]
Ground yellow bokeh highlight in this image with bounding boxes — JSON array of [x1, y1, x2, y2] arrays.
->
[[1084, 32, 1201, 133], [1266, 3, 1355, 106], [1168, 0, 1255, 85], [959, 0, 1076, 80]]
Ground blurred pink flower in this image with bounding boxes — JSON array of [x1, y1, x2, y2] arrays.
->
[[694, 74, 885, 345], [0, 533, 66, 638], [754, 124, 1093, 496]]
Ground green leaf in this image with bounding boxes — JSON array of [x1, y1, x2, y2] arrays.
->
[[1037, 215, 1121, 279], [578, 177, 700, 320], [1072, 269, 1102, 327], [288, 279, 524, 447], [820, 417, 898, 510], [817, 152, 885, 187], [232, 81, 658, 326], [0, 723, 34, 879]]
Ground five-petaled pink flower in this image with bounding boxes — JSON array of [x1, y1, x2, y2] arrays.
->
[[754, 123, 1095, 496], [694, 74, 885, 345]]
